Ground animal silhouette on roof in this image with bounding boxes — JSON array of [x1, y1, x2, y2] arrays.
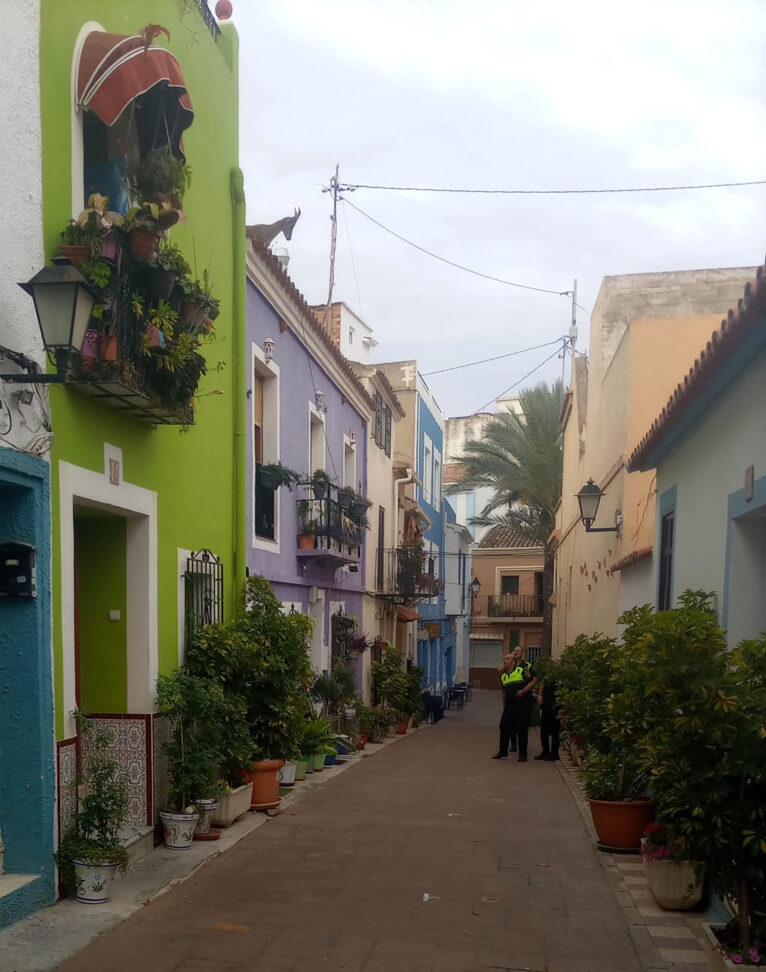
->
[[246, 208, 301, 247]]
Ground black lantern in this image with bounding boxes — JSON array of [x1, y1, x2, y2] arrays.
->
[[470, 577, 481, 598], [577, 478, 620, 534], [0, 264, 97, 383]]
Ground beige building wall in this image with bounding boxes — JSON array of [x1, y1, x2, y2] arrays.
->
[[552, 267, 755, 656]]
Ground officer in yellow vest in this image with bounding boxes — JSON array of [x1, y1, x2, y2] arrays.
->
[[492, 647, 537, 762]]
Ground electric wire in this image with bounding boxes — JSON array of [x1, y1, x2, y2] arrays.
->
[[422, 338, 564, 377], [339, 177, 766, 196], [341, 199, 365, 322], [341, 197, 571, 297], [474, 343, 565, 414]]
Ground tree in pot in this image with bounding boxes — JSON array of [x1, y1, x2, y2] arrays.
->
[[371, 646, 426, 732], [156, 669, 232, 847], [56, 717, 131, 903], [631, 592, 766, 958], [187, 577, 313, 810]]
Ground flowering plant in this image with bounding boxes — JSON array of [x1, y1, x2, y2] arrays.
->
[[720, 946, 765, 965], [641, 822, 674, 862]]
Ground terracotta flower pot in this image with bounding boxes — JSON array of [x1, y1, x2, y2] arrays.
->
[[357, 734, 368, 750], [142, 266, 176, 300], [59, 244, 91, 270], [179, 299, 205, 332], [144, 325, 165, 351], [396, 718, 410, 735], [246, 759, 284, 810], [588, 798, 654, 850], [298, 534, 315, 550], [99, 335, 118, 362], [129, 228, 158, 261]]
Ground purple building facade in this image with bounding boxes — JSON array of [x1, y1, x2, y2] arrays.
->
[[245, 244, 372, 678]]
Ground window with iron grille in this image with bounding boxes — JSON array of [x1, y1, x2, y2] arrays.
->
[[374, 392, 383, 447], [384, 405, 392, 457], [184, 549, 223, 643], [658, 511, 674, 611]]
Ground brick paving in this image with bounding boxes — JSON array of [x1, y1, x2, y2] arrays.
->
[[58, 691, 649, 972]]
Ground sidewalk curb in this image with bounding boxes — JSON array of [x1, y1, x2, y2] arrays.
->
[[0, 729, 415, 971], [555, 755, 668, 972]]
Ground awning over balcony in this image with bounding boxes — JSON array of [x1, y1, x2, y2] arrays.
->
[[397, 606, 423, 622], [76, 29, 193, 158]]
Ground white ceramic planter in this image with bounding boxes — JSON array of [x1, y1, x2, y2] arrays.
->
[[73, 861, 116, 903], [159, 810, 199, 849], [277, 761, 297, 786], [641, 841, 703, 909], [194, 799, 219, 836], [701, 923, 738, 972], [212, 783, 253, 828]]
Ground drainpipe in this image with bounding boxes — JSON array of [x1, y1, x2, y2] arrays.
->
[[393, 467, 415, 543], [231, 168, 247, 607]]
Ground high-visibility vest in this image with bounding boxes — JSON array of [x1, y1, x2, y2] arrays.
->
[[501, 666, 526, 685]]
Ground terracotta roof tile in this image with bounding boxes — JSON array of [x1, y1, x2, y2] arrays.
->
[[477, 525, 541, 549], [610, 546, 653, 573], [628, 263, 766, 470]]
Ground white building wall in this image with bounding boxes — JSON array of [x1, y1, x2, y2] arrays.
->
[[338, 304, 376, 364], [652, 345, 766, 642], [0, 0, 47, 453]]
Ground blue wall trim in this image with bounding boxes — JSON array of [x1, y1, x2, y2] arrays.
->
[[638, 322, 766, 471], [0, 448, 55, 929], [721, 473, 766, 632]]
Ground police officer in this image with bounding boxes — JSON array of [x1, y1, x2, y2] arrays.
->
[[492, 647, 537, 762]]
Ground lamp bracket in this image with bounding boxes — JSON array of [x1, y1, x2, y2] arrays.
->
[[0, 348, 69, 385]]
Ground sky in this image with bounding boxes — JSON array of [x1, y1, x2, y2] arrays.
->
[[233, 0, 766, 418]]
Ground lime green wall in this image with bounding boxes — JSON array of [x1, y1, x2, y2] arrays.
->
[[40, 2, 244, 738], [75, 516, 127, 712]]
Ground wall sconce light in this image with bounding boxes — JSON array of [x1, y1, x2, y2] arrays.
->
[[315, 390, 326, 411], [349, 428, 356, 444], [576, 479, 621, 535], [0, 263, 98, 384], [264, 337, 276, 362]]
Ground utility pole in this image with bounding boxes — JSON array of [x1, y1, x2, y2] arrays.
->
[[323, 164, 340, 332], [562, 278, 578, 385]]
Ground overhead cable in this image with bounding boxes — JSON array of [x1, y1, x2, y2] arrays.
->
[[339, 178, 766, 196], [474, 343, 565, 414], [422, 338, 564, 376]]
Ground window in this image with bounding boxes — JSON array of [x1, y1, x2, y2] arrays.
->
[[184, 549, 223, 645], [658, 510, 674, 610], [343, 438, 356, 490], [501, 575, 519, 595], [431, 544, 440, 579], [433, 450, 441, 503], [423, 436, 433, 504], [377, 507, 385, 589], [384, 405, 392, 458], [310, 407, 325, 473], [348, 326, 354, 345], [373, 392, 391, 457], [253, 352, 280, 543]]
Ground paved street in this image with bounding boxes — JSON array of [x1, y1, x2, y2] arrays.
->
[[58, 691, 644, 972]]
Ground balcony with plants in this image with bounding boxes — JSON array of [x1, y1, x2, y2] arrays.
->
[[376, 541, 441, 603], [55, 150, 218, 426], [296, 471, 370, 566]]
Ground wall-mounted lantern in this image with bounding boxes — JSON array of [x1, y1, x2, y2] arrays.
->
[[263, 337, 276, 362], [349, 428, 356, 444], [0, 264, 97, 384], [315, 390, 327, 413], [576, 479, 621, 535]]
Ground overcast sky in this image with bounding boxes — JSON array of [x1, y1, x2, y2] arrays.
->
[[234, 0, 766, 418]]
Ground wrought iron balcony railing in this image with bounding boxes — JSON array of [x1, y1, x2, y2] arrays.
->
[[482, 593, 544, 618], [376, 546, 441, 601], [296, 492, 364, 564]]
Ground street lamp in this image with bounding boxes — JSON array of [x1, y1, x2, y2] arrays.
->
[[576, 479, 621, 535], [0, 263, 97, 384], [470, 577, 481, 599]]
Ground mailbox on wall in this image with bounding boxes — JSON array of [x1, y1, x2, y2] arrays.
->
[[0, 541, 37, 598]]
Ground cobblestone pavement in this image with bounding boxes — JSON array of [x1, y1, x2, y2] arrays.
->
[[58, 691, 649, 972]]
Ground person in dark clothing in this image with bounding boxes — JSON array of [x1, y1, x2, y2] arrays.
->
[[534, 677, 560, 761], [421, 689, 444, 723], [493, 648, 537, 762]]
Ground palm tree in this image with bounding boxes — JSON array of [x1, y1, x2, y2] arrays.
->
[[451, 380, 564, 652]]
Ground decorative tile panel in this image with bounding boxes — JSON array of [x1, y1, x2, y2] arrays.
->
[[57, 740, 78, 838], [152, 715, 172, 824], [83, 716, 149, 829]]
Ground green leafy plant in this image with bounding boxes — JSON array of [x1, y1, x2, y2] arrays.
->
[[353, 697, 375, 736], [371, 645, 425, 718], [61, 219, 100, 249], [79, 256, 112, 291], [55, 716, 131, 888], [258, 462, 301, 491], [130, 148, 191, 201], [297, 499, 319, 535], [150, 242, 191, 276]]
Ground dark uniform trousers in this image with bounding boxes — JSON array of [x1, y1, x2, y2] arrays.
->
[[540, 708, 560, 758], [498, 699, 531, 758]]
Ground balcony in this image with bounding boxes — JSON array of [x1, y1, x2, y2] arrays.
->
[[296, 492, 365, 566], [376, 546, 442, 602], [479, 593, 544, 619]]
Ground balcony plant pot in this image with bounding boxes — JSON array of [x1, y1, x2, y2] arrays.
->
[[298, 534, 315, 550], [396, 718, 410, 735], [144, 325, 166, 352], [337, 490, 353, 511], [59, 244, 91, 270], [212, 783, 253, 827], [311, 754, 325, 772], [159, 810, 199, 849], [640, 840, 703, 910], [179, 299, 205, 333], [99, 231, 120, 265], [99, 334, 118, 362], [588, 798, 653, 850], [73, 861, 117, 903], [80, 328, 100, 373], [312, 484, 328, 501], [193, 798, 219, 836], [351, 500, 367, 518], [277, 760, 297, 787], [295, 757, 310, 781], [246, 759, 284, 810], [129, 227, 159, 261], [142, 266, 176, 300]]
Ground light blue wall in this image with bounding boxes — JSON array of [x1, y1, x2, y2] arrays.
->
[[0, 449, 55, 929]]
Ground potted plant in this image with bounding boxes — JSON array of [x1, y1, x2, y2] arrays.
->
[[129, 147, 190, 205], [300, 717, 338, 771], [156, 669, 230, 848], [297, 499, 319, 549], [56, 717, 131, 903], [354, 698, 374, 748], [640, 822, 704, 911], [258, 462, 301, 492], [141, 298, 178, 355], [580, 748, 652, 851], [123, 204, 168, 260], [307, 469, 332, 501], [143, 242, 191, 300], [178, 272, 219, 334], [59, 218, 99, 269], [337, 486, 354, 511]]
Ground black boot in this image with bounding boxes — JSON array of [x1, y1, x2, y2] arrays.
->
[[533, 752, 549, 761], [518, 754, 527, 762], [492, 752, 508, 759], [543, 754, 555, 761]]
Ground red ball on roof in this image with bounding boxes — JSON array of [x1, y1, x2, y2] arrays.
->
[[215, 0, 233, 20]]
